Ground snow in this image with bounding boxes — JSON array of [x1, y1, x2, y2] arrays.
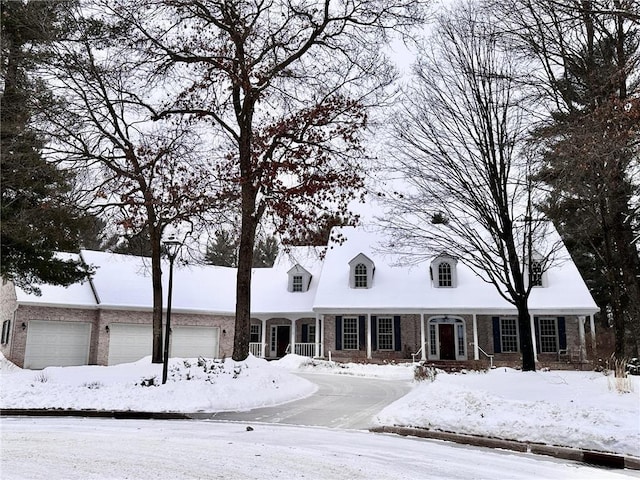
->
[[1, 354, 637, 459], [4, 419, 636, 480], [0, 354, 316, 413], [375, 367, 640, 457], [313, 226, 598, 314], [14, 225, 597, 317]]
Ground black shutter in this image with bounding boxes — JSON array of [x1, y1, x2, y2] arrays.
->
[[359, 315, 366, 350], [534, 317, 540, 354], [558, 317, 566, 350], [492, 317, 501, 353], [371, 316, 377, 351], [301, 324, 308, 343], [394, 316, 402, 351], [335, 316, 342, 350]]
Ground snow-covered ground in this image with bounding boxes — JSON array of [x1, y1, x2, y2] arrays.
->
[[1, 354, 638, 458], [2, 417, 636, 480]]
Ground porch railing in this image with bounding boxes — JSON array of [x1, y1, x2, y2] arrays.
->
[[249, 342, 263, 358], [296, 342, 316, 357]]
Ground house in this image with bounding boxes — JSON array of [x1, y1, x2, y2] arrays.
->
[[0, 226, 599, 369]]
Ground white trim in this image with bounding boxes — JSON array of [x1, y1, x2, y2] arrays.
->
[[426, 316, 467, 361], [420, 313, 426, 361], [366, 313, 372, 359], [530, 314, 538, 362], [473, 314, 479, 361]]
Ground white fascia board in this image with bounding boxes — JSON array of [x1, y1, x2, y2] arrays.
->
[[18, 301, 98, 310]]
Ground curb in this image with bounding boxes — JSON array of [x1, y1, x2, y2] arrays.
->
[[369, 426, 639, 471], [0, 408, 191, 420]]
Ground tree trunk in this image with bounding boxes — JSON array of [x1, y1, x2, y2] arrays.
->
[[150, 224, 164, 363], [233, 184, 258, 361], [516, 299, 536, 371]]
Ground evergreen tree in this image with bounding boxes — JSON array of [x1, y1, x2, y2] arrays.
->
[[1, 0, 92, 293], [204, 230, 238, 267]]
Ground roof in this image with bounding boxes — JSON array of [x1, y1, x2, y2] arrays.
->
[[13, 228, 598, 316], [312, 226, 599, 315]]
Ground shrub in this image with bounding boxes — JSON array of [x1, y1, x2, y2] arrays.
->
[[414, 363, 437, 382]]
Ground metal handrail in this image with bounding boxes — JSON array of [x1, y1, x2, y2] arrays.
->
[[471, 342, 494, 369], [411, 345, 423, 363]]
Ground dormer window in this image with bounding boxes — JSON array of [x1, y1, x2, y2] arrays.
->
[[527, 254, 547, 287], [431, 254, 458, 288], [438, 262, 452, 287], [287, 264, 312, 292], [354, 264, 368, 288], [529, 261, 543, 287], [349, 253, 375, 289]]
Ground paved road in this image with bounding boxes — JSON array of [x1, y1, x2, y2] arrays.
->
[[200, 372, 412, 429]]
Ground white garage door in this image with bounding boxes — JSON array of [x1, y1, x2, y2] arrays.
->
[[24, 321, 91, 369], [171, 326, 219, 359], [108, 324, 152, 365]]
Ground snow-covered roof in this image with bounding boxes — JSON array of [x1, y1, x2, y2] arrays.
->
[[14, 228, 598, 316], [14, 253, 98, 308], [312, 227, 598, 315]]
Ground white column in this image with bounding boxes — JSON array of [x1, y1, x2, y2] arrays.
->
[[320, 315, 325, 357], [290, 318, 297, 355], [578, 315, 586, 362], [589, 314, 596, 353], [473, 314, 479, 361], [530, 314, 538, 363], [315, 313, 320, 358], [366, 313, 372, 359], [420, 313, 426, 361], [260, 319, 267, 358]]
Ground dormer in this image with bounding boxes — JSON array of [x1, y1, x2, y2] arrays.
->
[[287, 264, 312, 292], [526, 253, 547, 288], [348, 253, 375, 289], [430, 254, 458, 288]]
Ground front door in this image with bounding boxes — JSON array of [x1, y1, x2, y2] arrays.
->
[[276, 325, 291, 357], [439, 324, 456, 360]]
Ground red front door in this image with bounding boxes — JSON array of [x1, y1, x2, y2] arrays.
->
[[439, 324, 456, 360]]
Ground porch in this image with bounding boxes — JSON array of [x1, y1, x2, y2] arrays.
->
[[248, 316, 324, 359]]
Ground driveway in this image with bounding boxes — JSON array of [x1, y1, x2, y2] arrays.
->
[[200, 372, 412, 429]]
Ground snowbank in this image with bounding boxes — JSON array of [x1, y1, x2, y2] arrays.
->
[[375, 367, 640, 457], [0, 354, 316, 412]]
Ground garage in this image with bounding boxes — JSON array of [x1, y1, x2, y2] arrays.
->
[[171, 326, 219, 359], [107, 324, 219, 365], [24, 321, 91, 369], [108, 323, 153, 365]]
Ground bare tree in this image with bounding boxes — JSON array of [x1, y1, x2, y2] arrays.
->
[[489, 0, 640, 356], [380, 4, 561, 371], [44, 8, 221, 363], [103, 0, 428, 360]]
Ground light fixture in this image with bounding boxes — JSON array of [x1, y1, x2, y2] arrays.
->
[[21, 322, 26, 330], [105, 325, 110, 332], [162, 234, 183, 385]]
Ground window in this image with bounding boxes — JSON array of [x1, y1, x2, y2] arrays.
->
[[1, 320, 10, 344], [270, 327, 277, 352], [500, 318, 519, 353], [354, 263, 368, 288], [538, 318, 558, 353], [530, 261, 543, 287], [308, 325, 316, 343], [292, 275, 303, 292], [457, 324, 465, 357], [438, 262, 452, 287], [429, 324, 437, 356], [377, 317, 394, 350], [343, 317, 359, 350], [250, 324, 261, 343]]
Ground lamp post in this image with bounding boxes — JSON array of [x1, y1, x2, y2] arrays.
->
[[162, 235, 182, 385]]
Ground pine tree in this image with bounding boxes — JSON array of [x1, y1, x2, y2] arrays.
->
[[1, 0, 92, 293]]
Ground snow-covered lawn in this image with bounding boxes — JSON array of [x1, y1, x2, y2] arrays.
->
[[1, 354, 638, 458]]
